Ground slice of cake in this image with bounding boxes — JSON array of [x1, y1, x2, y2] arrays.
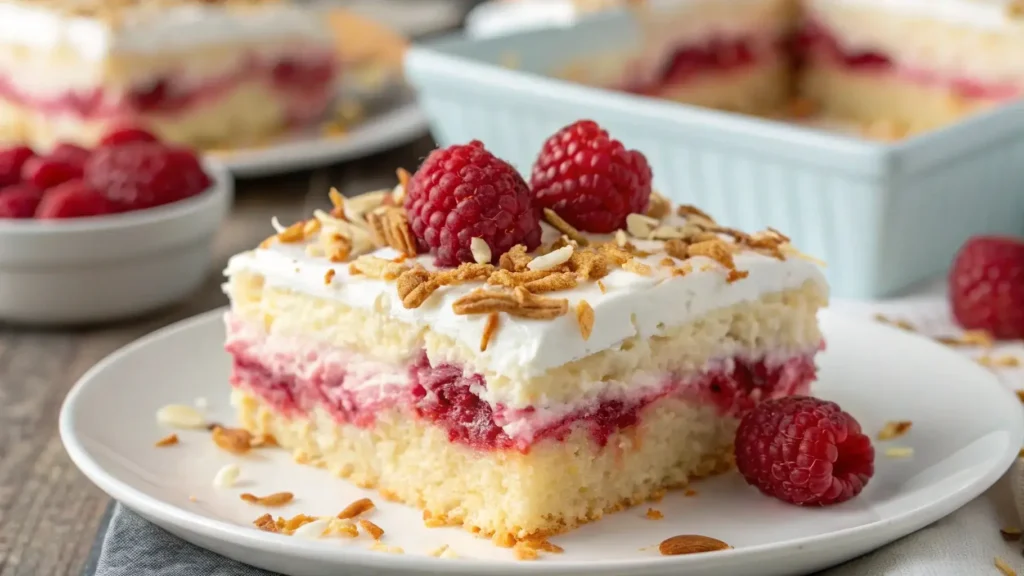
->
[[798, 0, 1024, 132], [222, 122, 828, 543], [0, 0, 339, 150]]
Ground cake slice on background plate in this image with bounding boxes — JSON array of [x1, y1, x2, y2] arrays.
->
[[0, 0, 405, 150], [222, 119, 832, 545]]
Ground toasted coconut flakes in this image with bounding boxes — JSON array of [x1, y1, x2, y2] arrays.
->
[[453, 287, 568, 319], [241, 492, 294, 507], [348, 255, 410, 280], [1001, 527, 1022, 542], [597, 280, 607, 293], [996, 557, 1017, 576], [874, 314, 915, 331], [978, 354, 1021, 368], [213, 464, 240, 488], [359, 519, 385, 540], [513, 543, 539, 561], [481, 312, 500, 351], [156, 404, 205, 429], [337, 498, 375, 519], [542, 208, 589, 246], [253, 513, 279, 533], [154, 433, 179, 447], [499, 244, 533, 272], [645, 508, 664, 520], [470, 237, 492, 264], [212, 426, 253, 455], [292, 518, 331, 539], [576, 300, 595, 340], [528, 245, 574, 271], [884, 447, 914, 459], [878, 421, 912, 441]]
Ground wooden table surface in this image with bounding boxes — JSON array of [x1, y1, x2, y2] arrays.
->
[[0, 136, 437, 576]]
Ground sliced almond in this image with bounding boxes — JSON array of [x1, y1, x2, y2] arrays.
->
[[470, 237, 492, 264], [240, 492, 294, 507], [659, 534, 731, 555], [527, 245, 573, 271], [156, 404, 205, 429], [292, 518, 331, 539], [337, 498, 375, 520], [213, 464, 240, 488], [626, 213, 659, 238]]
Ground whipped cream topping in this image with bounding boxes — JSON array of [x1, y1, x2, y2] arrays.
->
[[807, 0, 1024, 30], [224, 213, 827, 380], [0, 1, 332, 60]]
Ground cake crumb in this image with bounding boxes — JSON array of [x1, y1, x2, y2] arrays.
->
[[251, 433, 278, 448], [1001, 527, 1022, 542], [977, 354, 1021, 368], [326, 518, 359, 537], [429, 544, 459, 558], [513, 543, 539, 561], [996, 556, 1017, 576], [240, 492, 294, 507], [645, 508, 664, 520], [493, 533, 516, 548], [480, 312, 500, 352], [877, 421, 912, 441], [575, 300, 595, 340], [154, 433, 179, 447], [884, 447, 914, 459], [253, 514, 278, 533], [337, 498, 375, 520], [358, 519, 384, 540], [596, 280, 607, 293], [522, 537, 564, 553], [684, 489, 698, 497], [324, 269, 336, 284], [1017, 391, 1024, 404], [188, 495, 198, 502]]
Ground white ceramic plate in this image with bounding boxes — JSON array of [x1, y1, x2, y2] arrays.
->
[[209, 102, 428, 178], [60, 309, 1023, 576]]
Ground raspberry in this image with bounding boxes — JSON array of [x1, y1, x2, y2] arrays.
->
[[405, 140, 541, 266], [36, 180, 116, 219], [99, 127, 159, 147], [0, 146, 35, 187], [22, 156, 84, 190], [0, 184, 43, 218], [85, 143, 211, 209], [49, 143, 91, 169], [530, 120, 652, 233], [734, 396, 874, 506], [949, 236, 1024, 339]]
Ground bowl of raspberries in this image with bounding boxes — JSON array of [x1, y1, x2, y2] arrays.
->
[[0, 127, 232, 324]]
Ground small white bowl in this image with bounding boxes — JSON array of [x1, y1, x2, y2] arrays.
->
[[0, 160, 233, 325]]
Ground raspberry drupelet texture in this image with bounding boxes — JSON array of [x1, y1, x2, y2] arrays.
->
[[734, 396, 874, 506], [530, 120, 653, 233], [405, 140, 542, 266], [85, 143, 211, 210], [949, 236, 1024, 339]]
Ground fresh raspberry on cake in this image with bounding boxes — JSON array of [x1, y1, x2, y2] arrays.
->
[[48, 143, 92, 170], [949, 236, 1024, 339], [530, 120, 652, 233], [404, 140, 541, 266], [85, 143, 211, 210], [0, 146, 35, 188], [735, 396, 874, 506], [36, 180, 116, 219], [0, 184, 43, 218]]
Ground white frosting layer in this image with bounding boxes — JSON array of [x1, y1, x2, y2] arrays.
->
[[807, 0, 1024, 30], [224, 219, 827, 379], [0, 1, 332, 60]]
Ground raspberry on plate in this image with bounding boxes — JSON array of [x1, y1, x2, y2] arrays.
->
[[85, 143, 211, 210], [949, 236, 1024, 339], [405, 140, 542, 266], [48, 143, 91, 170], [99, 127, 159, 147], [0, 184, 43, 218], [734, 396, 874, 506], [0, 146, 35, 188], [36, 180, 116, 219], [530, 120, 652, 233], [22, 156, 84, 190]]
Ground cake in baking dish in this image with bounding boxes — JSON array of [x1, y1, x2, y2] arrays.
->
[[0, 0, 351, 149], [221, 126, 829, 543], [551, 0, 1024, 132]]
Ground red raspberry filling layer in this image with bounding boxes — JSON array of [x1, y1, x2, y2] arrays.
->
[[623, 36, 763, 95], [795, 22, 1020, 100], [226, 323, 818, 453], [0, 50, 336, 124]]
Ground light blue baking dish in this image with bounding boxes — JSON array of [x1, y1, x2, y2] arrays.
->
[[404, 9, 1024, 299]]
